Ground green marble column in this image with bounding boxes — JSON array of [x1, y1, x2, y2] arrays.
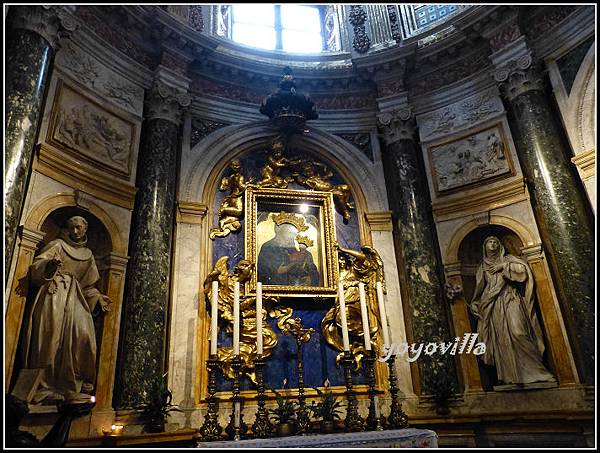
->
[[115, 84, 189, 409], [378, 113, 458, 404], [5, 7, 62, 279], [501, 66, 595, 383]]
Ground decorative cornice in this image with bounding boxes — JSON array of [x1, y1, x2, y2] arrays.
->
[[19, 226, 46, 249], [571, 149, 596, 180], [365, 211, 393, 232], [377, 108, 416, 144], [177, 201, 208, 224], [144, 80, 191, 124], [7, 5, 78, 50], [432, 177, 528, 222]]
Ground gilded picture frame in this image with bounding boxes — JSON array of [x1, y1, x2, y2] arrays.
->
[[245, 187, 339, 297]]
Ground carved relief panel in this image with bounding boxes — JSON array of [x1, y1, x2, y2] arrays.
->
[[428, 124, 515, 194], [47, 79, 137, 180]]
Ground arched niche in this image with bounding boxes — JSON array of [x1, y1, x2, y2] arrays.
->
[[456, 224, 553, 391], [6, 193, 128, 412]]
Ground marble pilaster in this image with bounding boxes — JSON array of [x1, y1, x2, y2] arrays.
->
[[115, 81, 190, 409], [4, 6, 73, 279], [496, 59, 595, 383], [377, 110, 458, 401]]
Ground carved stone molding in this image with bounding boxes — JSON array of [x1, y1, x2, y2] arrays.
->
[[7, 5, 78, 50], [348, 5, 371, 54], [19, 226, 46, 250], [365, 211, 393, 232], [144, 81, 191, 124], [176, 201, 208, 224], [377, 108, 416, 144], [417, 88, 504, 142], [335, 132, 374, 161], [571, 149, 596, 180]]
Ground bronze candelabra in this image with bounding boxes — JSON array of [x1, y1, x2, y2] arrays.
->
[[225, 356, 247, 440], [364, 349, 383, 431], [251, 355, 273, 438], [293, 335, 312, 435], [385, 355, 408, 429], [196, 354, 223, 442], [279, 316, 314, 435], [341, 351, 364, 432]]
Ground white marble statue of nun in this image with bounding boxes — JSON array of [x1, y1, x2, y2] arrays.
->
[[470, 236, 555, 385], [22, 216, 111, 404]]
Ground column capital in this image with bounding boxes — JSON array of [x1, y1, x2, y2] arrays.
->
[[7, 5, 78, 50], [377, 107, 416, 145], [488, 35, 545, 102], [144, 79, 191, 125], [18, 226, 46, 250]]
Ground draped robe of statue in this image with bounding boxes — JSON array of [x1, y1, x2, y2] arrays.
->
[[22, 230, 103, 403], [470, 236, 555, 385]]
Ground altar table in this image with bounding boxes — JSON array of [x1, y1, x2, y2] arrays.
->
[[195, 428, 437, 448]]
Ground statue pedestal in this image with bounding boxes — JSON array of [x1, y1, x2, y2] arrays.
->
[[493, 380, 558, 392], [195, 428, 437, 448]]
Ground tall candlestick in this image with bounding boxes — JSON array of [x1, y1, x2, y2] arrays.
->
[[376, 282, 391, 347], [338, 282, 350, 351], [233, 281, 240, 356], [358, 282, 371, 350], [256, 282, 263, 355], [210, 280, 219, 356]]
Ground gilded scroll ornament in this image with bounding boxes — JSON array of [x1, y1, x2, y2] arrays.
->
[[322, 243, 384, 368], [204, 257, 277, 382], [210, 159, 250, 239]]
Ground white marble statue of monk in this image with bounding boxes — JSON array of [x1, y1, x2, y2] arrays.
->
[[22, 216, 111, 404], [470, 236, 555, 385]]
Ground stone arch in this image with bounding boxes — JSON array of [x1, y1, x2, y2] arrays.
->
[[180, 121, 388, 214], [570, 43, 595, 153], [23, 192, 126, 256], [446, 214, 538, 264]]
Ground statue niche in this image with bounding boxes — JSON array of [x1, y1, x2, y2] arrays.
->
[[459, 226, 555, 390], [14, 209, 112, 405]]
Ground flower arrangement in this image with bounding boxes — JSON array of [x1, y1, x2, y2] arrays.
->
[[309, 380, 343, 432]]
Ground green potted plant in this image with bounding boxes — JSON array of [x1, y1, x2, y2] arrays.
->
[[139, 373, 183, 433], [268, 386, 297, 437], [310, 381, 343, 433]]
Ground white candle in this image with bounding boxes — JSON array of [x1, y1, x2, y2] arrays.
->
[[376, 282, 391, 347], [338, 282, 350, 351], [358, 282, 371, 351], [234, 401, 240, 428], [256, 282, 263, 355], [233, 281, 240, 356], [210, 280, 219, 356]]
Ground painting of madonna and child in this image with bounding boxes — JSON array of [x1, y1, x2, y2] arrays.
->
[[256, 202, 325, 290]]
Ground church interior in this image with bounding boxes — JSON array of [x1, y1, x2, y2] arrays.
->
[[4, 4, 596, 448]]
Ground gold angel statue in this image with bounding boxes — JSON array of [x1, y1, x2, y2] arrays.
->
[[257, 137, 301, 188], [210, 159, 250, 240], [204, 257, 278, 382], [322, 243, 385, 368], [295, 160, 354, 223]]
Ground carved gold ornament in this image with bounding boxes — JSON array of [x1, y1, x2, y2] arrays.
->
[[321, 243, 385, 369], [272, 211, 309, 232], [210, 159, 251, 239], [204, 256, 278, 382]]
